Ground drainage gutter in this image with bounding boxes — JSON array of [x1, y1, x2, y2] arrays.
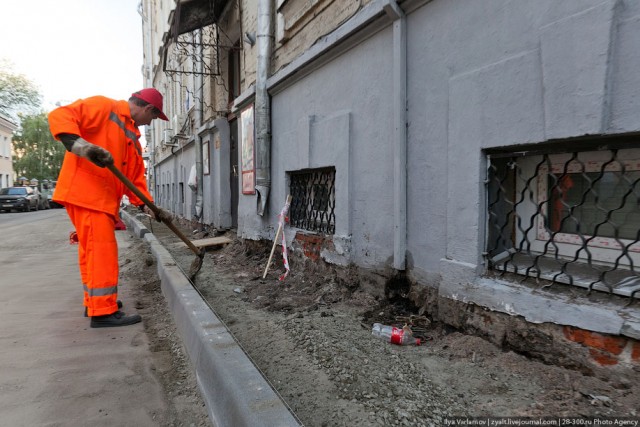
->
[[194, 28, 204, 220], [385, 0, 407, 271], [255, 0, 273, 216]]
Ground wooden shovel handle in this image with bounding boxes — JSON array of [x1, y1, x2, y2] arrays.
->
[[106, 163, 201, 256]]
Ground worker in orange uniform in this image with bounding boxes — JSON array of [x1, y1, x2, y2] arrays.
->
[[49, 88, 170, 328]]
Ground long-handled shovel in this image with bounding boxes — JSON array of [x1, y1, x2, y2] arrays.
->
[[106, 163, 205, 280]]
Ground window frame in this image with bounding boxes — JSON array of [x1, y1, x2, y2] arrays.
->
[[288, 167, 336, 235], [486, 146, 640, 298], [526, 151, 640, 267]]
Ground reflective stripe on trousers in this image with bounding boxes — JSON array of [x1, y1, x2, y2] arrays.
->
[[66, 204, 119, 317]]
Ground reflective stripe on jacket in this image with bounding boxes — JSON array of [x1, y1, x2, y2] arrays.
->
[[48, 96, 152, 216]]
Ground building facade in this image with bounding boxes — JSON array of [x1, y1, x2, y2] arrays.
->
[[142, 0, 640, 378], [0, 113, 17, 188]]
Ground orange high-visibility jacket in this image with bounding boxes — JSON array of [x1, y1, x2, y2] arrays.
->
[[49, 96, 152, 217]]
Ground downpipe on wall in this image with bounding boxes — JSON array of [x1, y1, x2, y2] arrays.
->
[[255, 0, 273, 216], [384, 0, 408, 271], [194, 28, 204, 220], [142, 0, 155, 191]]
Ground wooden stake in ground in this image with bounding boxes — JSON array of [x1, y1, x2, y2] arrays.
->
[[263, 195, 292, 279]]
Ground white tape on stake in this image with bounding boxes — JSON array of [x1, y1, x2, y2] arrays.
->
[[278, 196, 292, 281], [263, 195, 292, 279]]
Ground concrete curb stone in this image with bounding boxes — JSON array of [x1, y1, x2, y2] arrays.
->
[[120, 209, 301, 427]]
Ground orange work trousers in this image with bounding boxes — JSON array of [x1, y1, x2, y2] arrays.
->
[[66, 204, 119, 317]]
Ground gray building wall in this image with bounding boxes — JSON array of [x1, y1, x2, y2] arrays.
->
[[237, 0, 640, 337], [271, 27, 394, 269], [404, 0, 640, 276], [200, 119, 232, 228], [404, 0, 639, 336], [406, 0, 640, 282], [155, 144, 196, 221], [154, 118, 233, 230]]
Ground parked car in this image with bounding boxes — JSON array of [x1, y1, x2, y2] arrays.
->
[[43, 181, 63, 209], [0, 186, 40, 212], [49, 198, 63, 209], [29, 186, 50, 210]]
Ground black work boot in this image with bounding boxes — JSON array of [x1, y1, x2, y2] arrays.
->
[[90, 311, 142, 328], [84, 300, 122, 317]]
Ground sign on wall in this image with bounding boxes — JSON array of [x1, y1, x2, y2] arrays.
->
[[240, 105, 255, 195], [203, 140, 210, 175]]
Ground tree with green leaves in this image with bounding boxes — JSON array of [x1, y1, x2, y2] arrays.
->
[[0, 59, 41, 121], [12, 113, 65, 182]]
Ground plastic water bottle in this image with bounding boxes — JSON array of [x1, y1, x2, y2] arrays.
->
[[372, 323, 421, 346]]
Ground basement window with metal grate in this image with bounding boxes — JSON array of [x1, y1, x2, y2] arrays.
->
[[289, 167, 336, 235], [486, 145, 640, 299]]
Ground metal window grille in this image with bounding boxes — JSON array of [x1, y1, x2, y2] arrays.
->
[[289, 168, 336, 234], [486, 146, 640, 300]]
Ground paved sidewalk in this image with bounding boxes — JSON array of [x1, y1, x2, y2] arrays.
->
[[0, 210, 169, 426]]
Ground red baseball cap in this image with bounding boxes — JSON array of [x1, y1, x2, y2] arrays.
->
[[131, 88, 169, 121]]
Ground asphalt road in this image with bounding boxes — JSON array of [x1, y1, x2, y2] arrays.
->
[[0, 208, 170, 426]]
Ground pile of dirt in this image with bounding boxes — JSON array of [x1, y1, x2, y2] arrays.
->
[[127, 214, 640, 426]]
